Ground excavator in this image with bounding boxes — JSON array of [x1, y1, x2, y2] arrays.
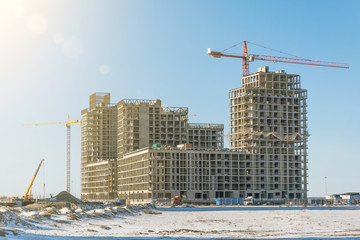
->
[[11, 158, 45, 206]]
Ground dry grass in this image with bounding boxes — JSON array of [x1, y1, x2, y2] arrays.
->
[[67, 213, 79, 220], [46, 209, 57, 215], [100, 225, 111, 230]]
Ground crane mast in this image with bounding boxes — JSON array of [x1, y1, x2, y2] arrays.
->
[[67, 123, 71, 192]]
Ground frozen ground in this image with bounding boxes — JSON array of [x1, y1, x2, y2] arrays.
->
[[2, 205, 360, 239]]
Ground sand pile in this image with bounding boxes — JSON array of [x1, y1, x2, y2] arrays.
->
[[55, 191, 82, 204]]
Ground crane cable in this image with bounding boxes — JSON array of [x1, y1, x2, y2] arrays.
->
[[222, 40, 310, 60], [246, 41, 309, 60], [222, 41, 244, 53]]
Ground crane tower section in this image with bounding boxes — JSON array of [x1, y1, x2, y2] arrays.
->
[[229, 66, 308, 200]]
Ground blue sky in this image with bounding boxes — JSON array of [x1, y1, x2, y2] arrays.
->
[[0, 0, 359, 198]]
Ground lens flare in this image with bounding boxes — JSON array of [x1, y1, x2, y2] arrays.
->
[[27, 14, 48, 34]]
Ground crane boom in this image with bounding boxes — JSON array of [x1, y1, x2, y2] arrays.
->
[[207, 40, 349, 76], [252, 54, 349, 69], [207, 50, 349, 69], [23, 120, 81, 126], [23, 158, 45, 199]]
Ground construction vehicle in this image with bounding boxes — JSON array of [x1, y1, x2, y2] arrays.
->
[[170, 195, 215, 206], [171, 195, 182, 205], [24, 115, 81, 192], [11, 158, 45, 206]]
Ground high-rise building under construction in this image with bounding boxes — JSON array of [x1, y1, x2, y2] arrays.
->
[[229, 66, 308, 200], [80, 66, 308, 203]]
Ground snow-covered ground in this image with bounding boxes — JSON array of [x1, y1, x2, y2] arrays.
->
[[2, 206, 360, 239]]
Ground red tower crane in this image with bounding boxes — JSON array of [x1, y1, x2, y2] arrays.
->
[[207, 41, 349, 77]]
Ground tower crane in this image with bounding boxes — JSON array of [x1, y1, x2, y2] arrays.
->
[[207, 40, 349, 77], [24, 115, 81, 193], [208, 41, 349, 207]]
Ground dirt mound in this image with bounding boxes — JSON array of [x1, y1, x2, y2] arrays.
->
[[0, 207, 33, 227], [25, 201, 74, 211], [55, 191, 82, 204]]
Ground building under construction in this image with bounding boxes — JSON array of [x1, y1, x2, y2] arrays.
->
[[81, 93, 118, 201], [229, 66, 308, 200], [80, 66, 308, 203]]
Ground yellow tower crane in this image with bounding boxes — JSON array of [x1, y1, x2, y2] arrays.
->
[[24, 115, 81, 193]]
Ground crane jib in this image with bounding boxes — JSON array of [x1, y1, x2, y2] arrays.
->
[[252, 54, 349, 69]]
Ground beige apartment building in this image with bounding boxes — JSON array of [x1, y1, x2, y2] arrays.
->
[[117, 99, 188, 158], [81, 67, 308, 203], [118, 147, 252, 203]]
